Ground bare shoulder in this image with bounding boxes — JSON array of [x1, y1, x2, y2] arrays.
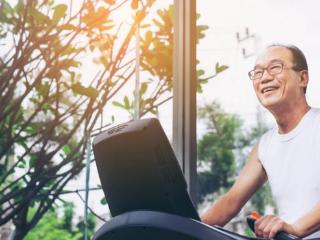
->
[[246, 143, 261, 167], [238, 142, 266, 184]]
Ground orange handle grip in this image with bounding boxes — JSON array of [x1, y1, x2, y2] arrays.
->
[[249, 211, 260, 220]]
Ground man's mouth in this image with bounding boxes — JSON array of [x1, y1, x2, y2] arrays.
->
[[261, 86, 278, 94]]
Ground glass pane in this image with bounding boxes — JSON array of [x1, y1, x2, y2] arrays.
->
[[1, 0, 175, 238], [196, 0, 320, 235], [61, 0, 174, 232]]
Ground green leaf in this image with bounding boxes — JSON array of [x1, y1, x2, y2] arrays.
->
[[29, 155, 37, 168], [150, 57, 158, 66], [53, 4, 67, 23], [17, 140, 28, 150], [71, 83, 99, 99], [63, 145, 71, 155], [152, 19, 163, 28], [25, 124, 38, 134], [197, 78, 208, 93], [2, 1, 14, 15], [198, 78, 208, 84], [124, 96, 130, 109], [112, 101, 126, 109], [66, 59, 81, 68], [15, 0, 24, 15], [36, 82, 50, 97], [17, 159, 26, 168], [30, 8, 50, 23], [140, 24, 151, 29], [140, 82, 148, 96], [149, 107, 158, 116], [60, 45, 77, 56], [197, 70, 205, 77], [100, 56, 109, 68], [42, 102, 50, 111], [100, 197, 108, 205], [198, 25, 209, 32], [215, 63, 229, 74], [168, 5, 174, 17], [57, 23, 77, 31], [145, 31, 152, 45]]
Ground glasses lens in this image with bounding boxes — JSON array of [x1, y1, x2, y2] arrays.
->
[[268, 63, 283, 75], [249, 69, 263, 80]]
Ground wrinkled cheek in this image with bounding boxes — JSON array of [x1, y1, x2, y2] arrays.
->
[[256, 94, 266, 105], [253, 84, 260, 97]]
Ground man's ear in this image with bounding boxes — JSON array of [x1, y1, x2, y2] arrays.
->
[[299, 70, 309, 88]]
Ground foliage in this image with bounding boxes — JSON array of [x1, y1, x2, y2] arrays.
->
[[250, 183, 274, 215], [197, 102, 243, 202], [241, 120, 275, 215], [24, 202, 96, 240], [62, 202, 74, 233], [112, 4, 228, 117], [197, 103, 275, 214], [24, 209, 74, 240], [75, 213, 96, 240], [0, 0, 195, 238]]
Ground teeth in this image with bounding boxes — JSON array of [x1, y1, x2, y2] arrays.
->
[[262, 87, 276, 93]]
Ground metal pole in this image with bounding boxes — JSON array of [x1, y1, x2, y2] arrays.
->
[[134, 24, 140, 120], [173, 0, 197, 204], [84, 133, 91, 240]]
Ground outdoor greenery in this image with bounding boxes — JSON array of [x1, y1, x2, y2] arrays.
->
[[112, 5, 227, 116], [24, 202, 96, 240], [197, 102, 275, 215], [242, 123, 276, 216], [197, 102, 242, 202]]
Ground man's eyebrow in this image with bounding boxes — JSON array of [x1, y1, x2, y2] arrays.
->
[[254, 59, 283, 69]]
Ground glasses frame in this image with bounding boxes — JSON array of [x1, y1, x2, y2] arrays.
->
[[248, 61, 287, 81]]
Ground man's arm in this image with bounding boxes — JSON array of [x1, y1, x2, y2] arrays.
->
[[201, 143, 267, 226], [294, 202, 320, 237]]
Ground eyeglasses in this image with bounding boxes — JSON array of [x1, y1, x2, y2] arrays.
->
[[248, 62, 286, 80]]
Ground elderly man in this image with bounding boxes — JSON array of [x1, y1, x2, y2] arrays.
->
[[201, 44, 320, 239]]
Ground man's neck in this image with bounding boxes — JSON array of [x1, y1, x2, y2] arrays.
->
[[270, 102, 311, 134]]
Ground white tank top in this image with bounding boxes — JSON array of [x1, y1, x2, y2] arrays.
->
[[258, 108, 320, 239]]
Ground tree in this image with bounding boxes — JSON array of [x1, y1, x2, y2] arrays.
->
[[75, 213, 96, 240], [197, 103, 275, 214], [24, 208, 74, 240], [24, 202, 96, 240], [1, 0, 221, 238], [112, 4, 228, 116], [238, 110, 275, 215], [197, 102, 243, 202]]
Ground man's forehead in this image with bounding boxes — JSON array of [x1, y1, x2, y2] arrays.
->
[[254, 59, 284, 69], [255, 46, 293, 67]]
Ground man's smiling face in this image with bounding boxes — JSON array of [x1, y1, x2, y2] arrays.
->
[[252, 46, 306, 111]]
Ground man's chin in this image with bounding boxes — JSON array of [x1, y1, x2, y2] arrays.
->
[[259, 96, 280, 109]]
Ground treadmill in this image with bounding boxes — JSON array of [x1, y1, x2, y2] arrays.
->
[[92, 118, 299, 240]]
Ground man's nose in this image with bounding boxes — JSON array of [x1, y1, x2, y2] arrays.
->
[[260, 69, 273, 83]]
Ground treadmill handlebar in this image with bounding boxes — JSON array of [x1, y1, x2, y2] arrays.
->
[[246, 216, 300, 240], [94, 210, 259, 240]]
